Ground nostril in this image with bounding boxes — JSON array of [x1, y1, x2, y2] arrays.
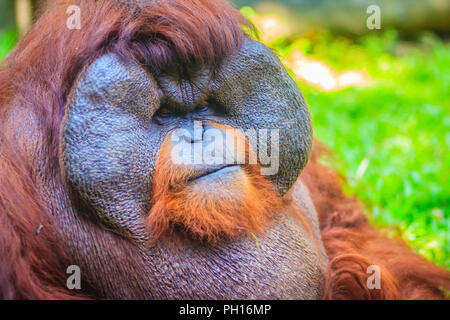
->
[[182, 131, 194, 143], [182, 124, 203, 143], [184, 135, 200, 144]]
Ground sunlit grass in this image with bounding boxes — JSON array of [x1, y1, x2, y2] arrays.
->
[[242, 7, 449, 268], [0, 29, 18, 60]]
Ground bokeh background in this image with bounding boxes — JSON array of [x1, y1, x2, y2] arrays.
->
[[1, 0, 449, 268]]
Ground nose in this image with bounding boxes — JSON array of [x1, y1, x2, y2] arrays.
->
[[181, 122, 202, 143], [181, 121, 218, 144]]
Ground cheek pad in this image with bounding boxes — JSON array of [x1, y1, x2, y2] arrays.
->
[[62, 53, 161, 240], [210, 39, 313, 195]]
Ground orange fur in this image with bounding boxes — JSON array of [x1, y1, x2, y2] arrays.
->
[[147, 124, 281, 243]]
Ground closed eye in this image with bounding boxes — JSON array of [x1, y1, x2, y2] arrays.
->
[[155, 106, 173, 118], [196, 105, 209, 113]]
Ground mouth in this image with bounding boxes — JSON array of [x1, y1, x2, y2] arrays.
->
[[188, 165, 241, 182]]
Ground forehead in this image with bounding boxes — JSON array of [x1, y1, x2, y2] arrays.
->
[[69, 38, 278, 109]]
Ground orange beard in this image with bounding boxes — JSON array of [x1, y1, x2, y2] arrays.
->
[[146, 124, 282, 244]]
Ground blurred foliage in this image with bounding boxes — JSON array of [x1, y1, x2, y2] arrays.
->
[[242, 7, 449, 268], [0, 29, 18, 60]]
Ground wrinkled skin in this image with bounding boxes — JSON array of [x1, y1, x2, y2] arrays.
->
[[53, 38, 328, 299]]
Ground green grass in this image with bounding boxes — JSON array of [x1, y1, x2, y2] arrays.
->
[[243, 11, 449, 268], [302, 35, 449, 268], [0, 29, 18, 60]]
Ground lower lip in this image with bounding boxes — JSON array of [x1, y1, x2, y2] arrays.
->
[[193, 165, 240, 182]]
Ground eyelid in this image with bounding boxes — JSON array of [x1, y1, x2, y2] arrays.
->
[[155, 104, 211, 121], [197, 105, 209, 112], [157, 106, 172, 116]]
